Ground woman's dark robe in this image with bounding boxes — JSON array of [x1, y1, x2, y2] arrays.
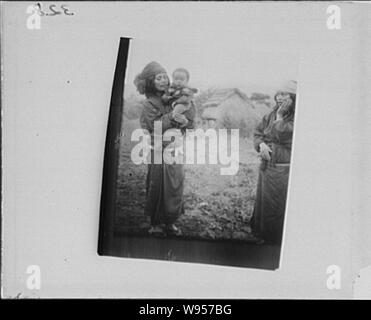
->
[[139, 95, 193, 225], [251, 108, 294, 244]]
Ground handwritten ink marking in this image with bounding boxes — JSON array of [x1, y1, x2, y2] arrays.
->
[[27, 2, 75, 26], [46, 4, 62, 16], [61, 4, 74, 16]]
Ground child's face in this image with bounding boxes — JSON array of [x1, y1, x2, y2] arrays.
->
[[172, 71, 188, 88]]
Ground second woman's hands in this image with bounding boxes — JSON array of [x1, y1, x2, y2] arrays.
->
[[277, 97, 293, 118], [259, 142, 272, 161]]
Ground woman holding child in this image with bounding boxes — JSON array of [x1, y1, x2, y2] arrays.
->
[[134, 61, 195, 235], [251, 80, 297, 245]]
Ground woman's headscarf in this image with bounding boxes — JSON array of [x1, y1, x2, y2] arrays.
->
[[134, 61, 167, 95], [277, 80, 297, 95]]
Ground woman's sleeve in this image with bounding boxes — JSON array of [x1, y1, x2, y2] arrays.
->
[[270, 119, 294, 144], [181, 102, 196, 130], [140, 100, 175, 133], [181, 119, 194, 130], [253, 116, 267, 152]]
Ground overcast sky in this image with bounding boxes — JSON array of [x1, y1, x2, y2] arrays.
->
[[124, 37, 299, 98]]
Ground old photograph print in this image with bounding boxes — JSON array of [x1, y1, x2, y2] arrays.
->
[[99, 38, 299, 269]]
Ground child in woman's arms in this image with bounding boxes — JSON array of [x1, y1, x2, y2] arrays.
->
[[162, 68, 197, 128]]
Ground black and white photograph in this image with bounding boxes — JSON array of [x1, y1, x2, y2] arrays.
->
[[2, 1, 371, 299], [98, 38, 299, 269]]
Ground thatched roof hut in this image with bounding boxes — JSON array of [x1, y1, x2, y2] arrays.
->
[[200, 88, 271, 136], [202, 88, 250, 109], [201, 106, 220, 120]]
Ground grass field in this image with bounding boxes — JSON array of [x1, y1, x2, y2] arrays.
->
[[114, 117, 260, 242]]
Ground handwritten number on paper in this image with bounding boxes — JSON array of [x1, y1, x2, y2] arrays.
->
[[46, 5, 62, 16], [35, 3, 45, 16], [27, 3, 74, 30], [61, 5, 74, 16], [33, 3, 75, 17]]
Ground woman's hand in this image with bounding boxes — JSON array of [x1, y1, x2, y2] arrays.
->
[[259, 142, 272, 161], [277, 97, 293, 118], [173, 113, 189, 126]]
